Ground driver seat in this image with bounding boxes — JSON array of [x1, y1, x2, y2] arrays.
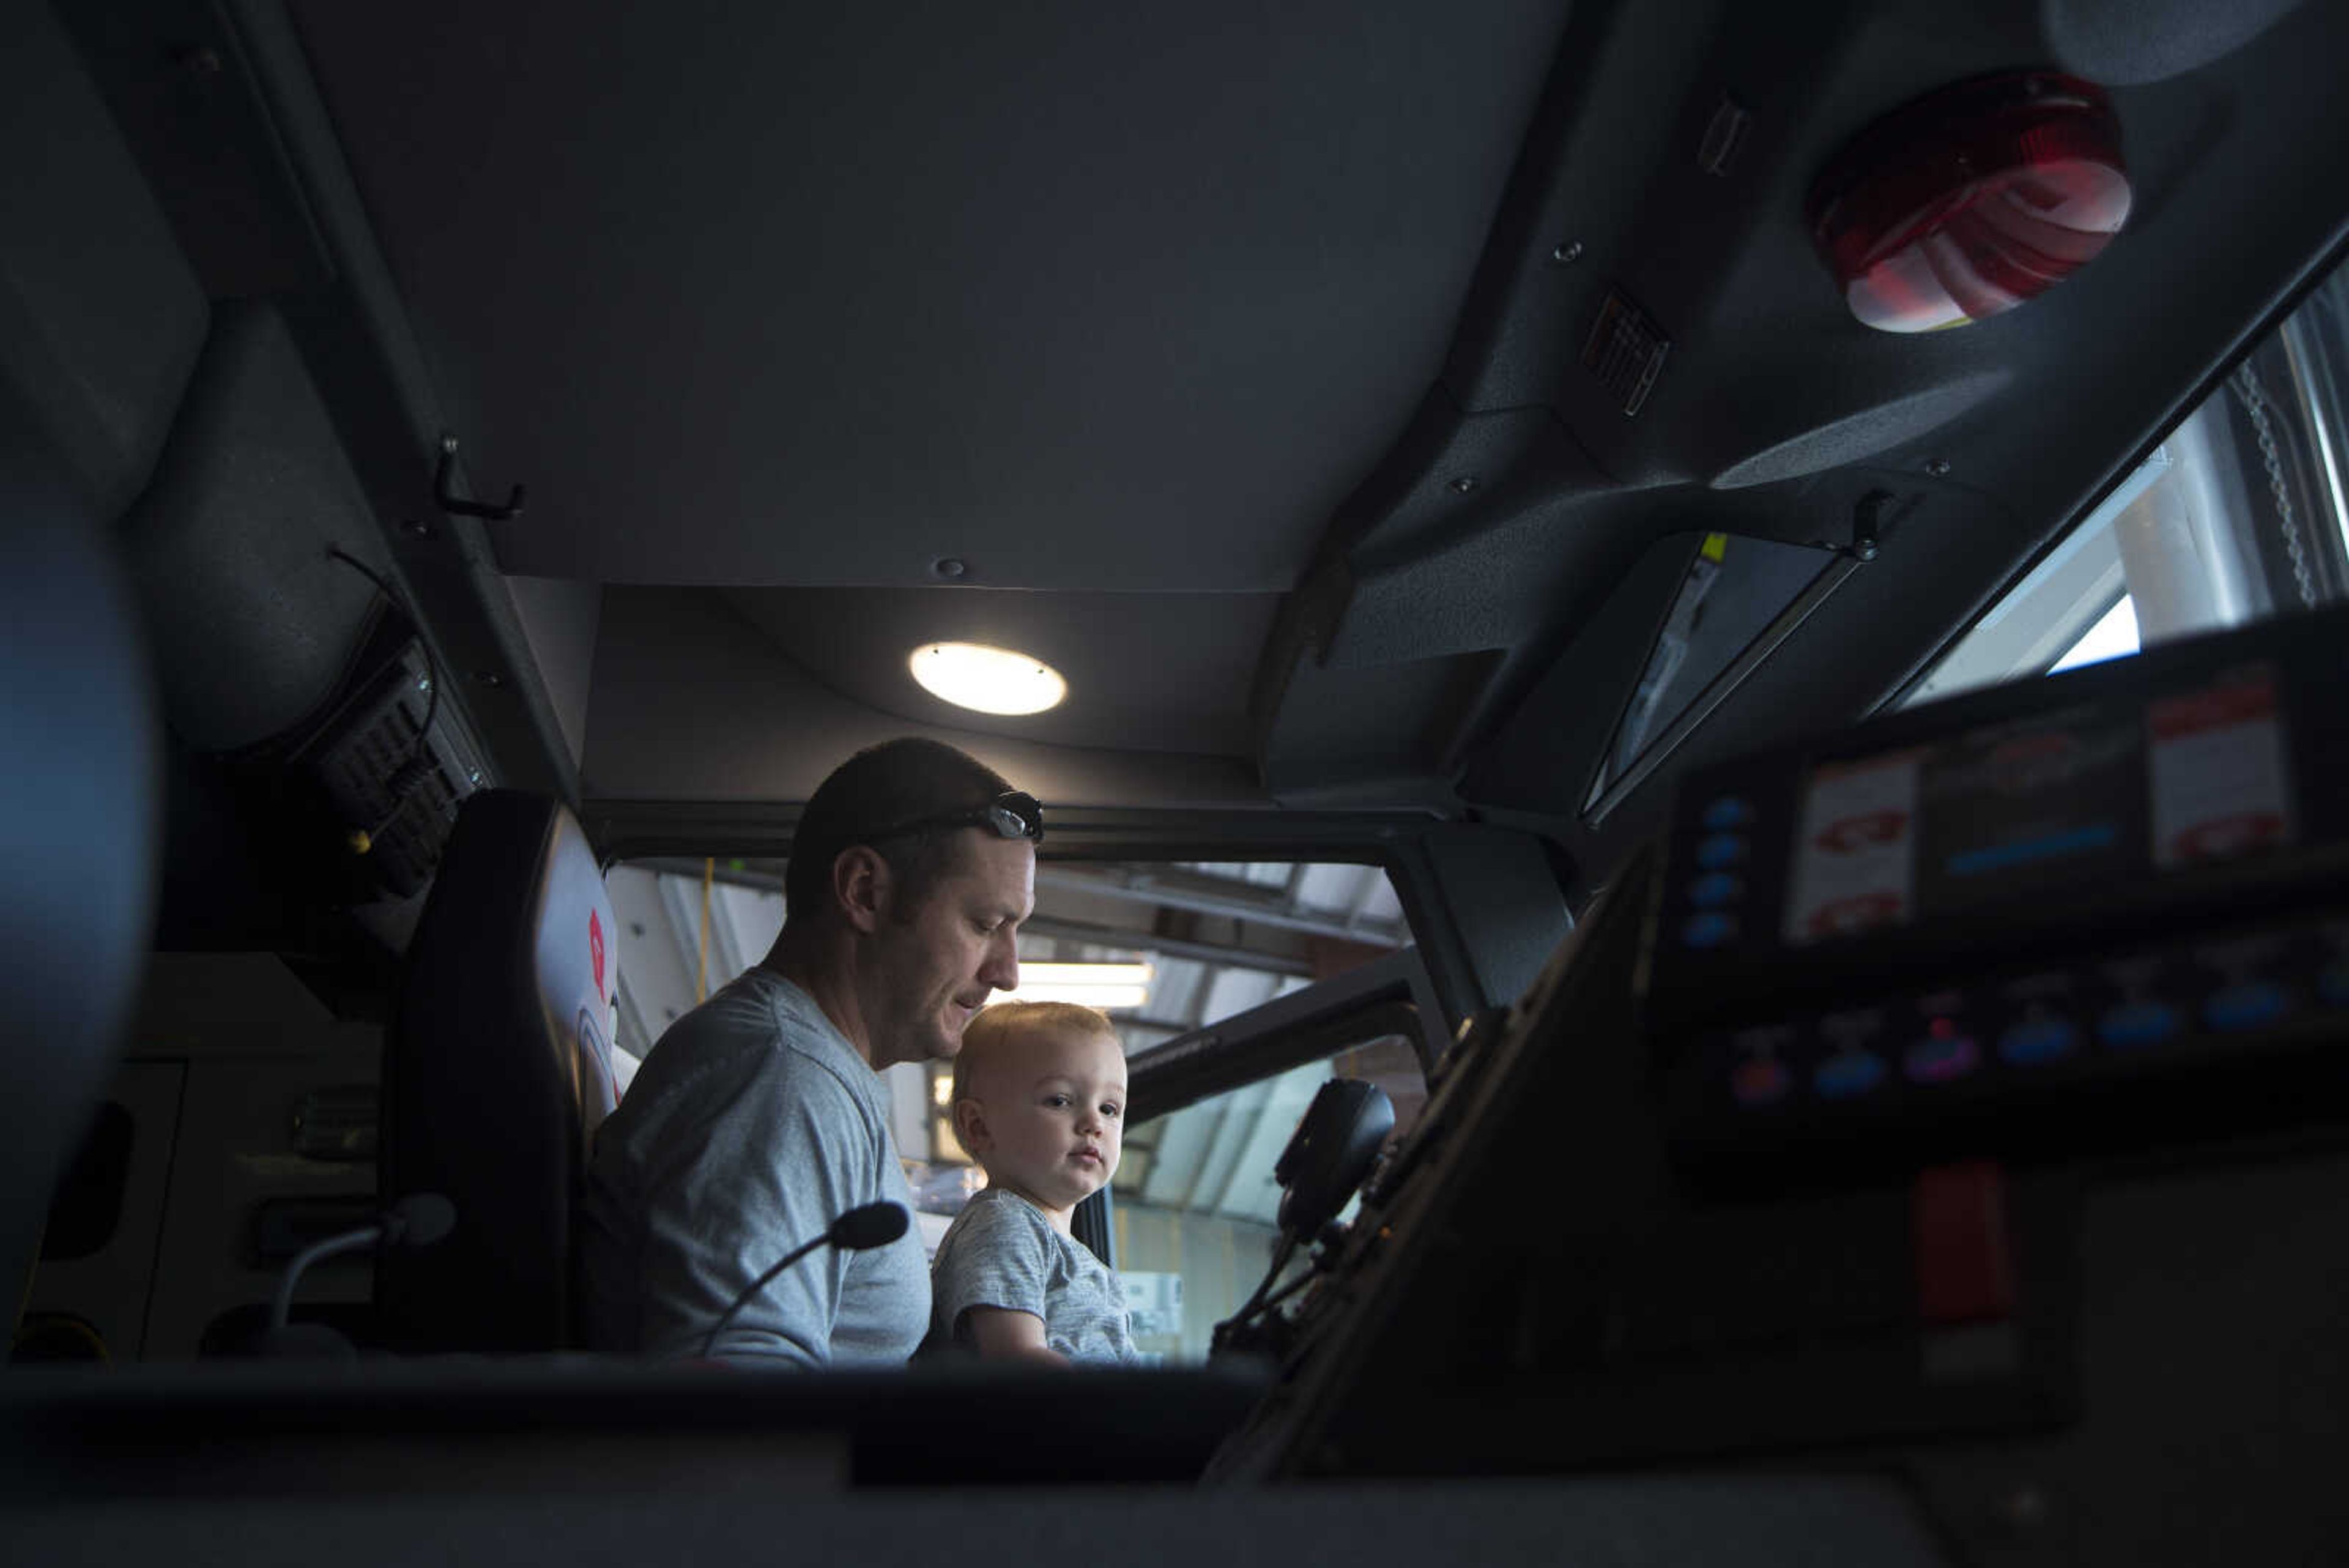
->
[[377, 790, 622, 1351]]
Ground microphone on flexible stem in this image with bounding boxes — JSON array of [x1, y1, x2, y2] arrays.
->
[[699, 1201, 911, 1359], [265, 1192, 457, 1350]]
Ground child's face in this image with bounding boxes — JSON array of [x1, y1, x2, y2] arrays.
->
[[963, 1025, 1126, 1214]]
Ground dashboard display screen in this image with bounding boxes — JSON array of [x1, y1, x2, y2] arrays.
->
[[1784, 664, 2293, 946]]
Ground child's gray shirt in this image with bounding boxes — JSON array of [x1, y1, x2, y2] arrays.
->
[[926, 1187, 1140, 1364]]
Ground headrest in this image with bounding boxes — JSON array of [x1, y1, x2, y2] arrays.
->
[[0, 445, 161, 1309], [379, 790, 619, 1351], [121, 300, 392, 752], [0, 2, 206, 519]]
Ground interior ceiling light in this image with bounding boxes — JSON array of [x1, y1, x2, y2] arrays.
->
[[990, 961, 1154, 1012], [1808, 71, 2131, 334], [908, 642, 1067, 716]]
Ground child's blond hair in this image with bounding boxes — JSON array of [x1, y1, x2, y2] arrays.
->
[[951, 1000, 1118, 1111]]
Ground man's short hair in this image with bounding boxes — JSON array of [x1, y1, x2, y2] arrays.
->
[[951, 1001, 1120, 1109], [784, 737, 1015, 925]]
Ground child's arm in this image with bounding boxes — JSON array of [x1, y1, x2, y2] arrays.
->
[[930, 1196, 1072, 1364], [962, 1306, 1071, 1367]]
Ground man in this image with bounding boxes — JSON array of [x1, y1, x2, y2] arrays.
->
[[577, 737, 1039, 1365]]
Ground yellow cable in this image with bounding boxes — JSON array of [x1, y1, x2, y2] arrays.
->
[[696, 856, 715, 1003], [12, 1313, 109, 1364], [12, 1217, 43, 1340]]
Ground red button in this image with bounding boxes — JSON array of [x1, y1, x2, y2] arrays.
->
[[1912, 1161, 2014, 1325]]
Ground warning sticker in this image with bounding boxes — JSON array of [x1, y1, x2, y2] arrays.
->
[[1785, 749, 1924, 945], [2147, 665, 2295, 869]]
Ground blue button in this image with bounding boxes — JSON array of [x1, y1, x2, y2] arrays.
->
[[1681, 911, 1739, 949], [2322, 963, 2349, 1009], [1689, 872, 1743, 908], [1696, 834, 1747, 871], [2000, 1016, 2079, 1065], [1815, 1051, 1887, 1100], [2204, 981, 2289, 1033], [2100, 1000, 2181, 1049], [1905, 1033, 1981, 1084], [1702, 797, 1755, 831], [1731, 1058, 1789, 1107]]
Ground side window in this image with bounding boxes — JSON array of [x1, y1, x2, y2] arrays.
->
[[603, 852, 1428, 1359], [1115, 1030, 1428, 1362], [604, 860, 793, 1098]]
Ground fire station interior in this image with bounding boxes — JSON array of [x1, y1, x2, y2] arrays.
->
[[7, 0, 2349, 1561]]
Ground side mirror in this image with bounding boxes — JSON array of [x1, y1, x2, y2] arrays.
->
[[1272, 1079, 1395, 1240]]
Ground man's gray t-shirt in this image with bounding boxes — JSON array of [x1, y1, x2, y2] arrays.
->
[[576, 968, 927, 1366], [926, 1187, 1140, 1364]]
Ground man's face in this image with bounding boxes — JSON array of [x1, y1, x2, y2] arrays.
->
[[962, 1025, 1126, 1216], [866, 830, 1034, 1069]]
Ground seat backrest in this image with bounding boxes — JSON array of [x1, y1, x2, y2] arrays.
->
[[0, 2, 183, 1322], [378, 790, 620, 1351], [0, 2, 207, 522], [0, 447, 164, 1326]]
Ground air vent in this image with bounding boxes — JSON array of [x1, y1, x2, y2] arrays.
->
[[1582, 289, 1672, 417]]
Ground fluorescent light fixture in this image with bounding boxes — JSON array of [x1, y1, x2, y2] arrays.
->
[[990, 960, 1154, 1012], [908, 642, 1067, 716]]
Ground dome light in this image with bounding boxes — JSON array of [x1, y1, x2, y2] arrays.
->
[[907, 642, 1067, 716], [1809, 72, 2131, 334]]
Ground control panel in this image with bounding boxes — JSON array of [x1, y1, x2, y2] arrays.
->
[[1645, 606, 2349, 1162], [1673, 907, 2349, 1159]]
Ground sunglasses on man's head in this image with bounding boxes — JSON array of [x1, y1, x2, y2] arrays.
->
[[862, 790, 1045, 845]]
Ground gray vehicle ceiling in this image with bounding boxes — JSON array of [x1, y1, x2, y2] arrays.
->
[[188, 0, 2349, 882]]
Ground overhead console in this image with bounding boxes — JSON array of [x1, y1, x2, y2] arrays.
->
[[1215, 606, 2349, 1560]]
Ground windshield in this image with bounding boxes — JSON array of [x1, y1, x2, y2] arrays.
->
[[1908, 258, 2349, 706]]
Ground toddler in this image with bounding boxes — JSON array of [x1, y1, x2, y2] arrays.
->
[[927, 1001, 1140, 1364]]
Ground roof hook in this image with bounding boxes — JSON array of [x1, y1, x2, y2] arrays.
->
[[434, 433, 527, 522]]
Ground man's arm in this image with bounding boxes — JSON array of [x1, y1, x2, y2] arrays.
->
[[962, 1306, 1070, 1367]]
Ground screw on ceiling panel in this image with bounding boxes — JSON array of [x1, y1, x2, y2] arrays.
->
[[1551, 240, 1584, 264], [1926, 457, 1952, 477], [930, 556, 968, 580], [1449, 476, 1480, 495], [473, 669, 505, 688], [401, 518, 435, 540]]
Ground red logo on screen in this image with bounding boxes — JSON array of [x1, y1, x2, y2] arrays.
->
[[590, 909, 607, 998], [2171, 811, 2287, 863], [1815, 809, 1910, 853], [1806, 891, 1905, 938]]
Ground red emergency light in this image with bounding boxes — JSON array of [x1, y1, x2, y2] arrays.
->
[[1808, 72, 2131, 333]]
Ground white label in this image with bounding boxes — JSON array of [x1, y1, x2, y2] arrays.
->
[[1785, 750, 1924, 945], [1122, 1271, 1184, 1337], [2147, 667, 2294, 869]]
